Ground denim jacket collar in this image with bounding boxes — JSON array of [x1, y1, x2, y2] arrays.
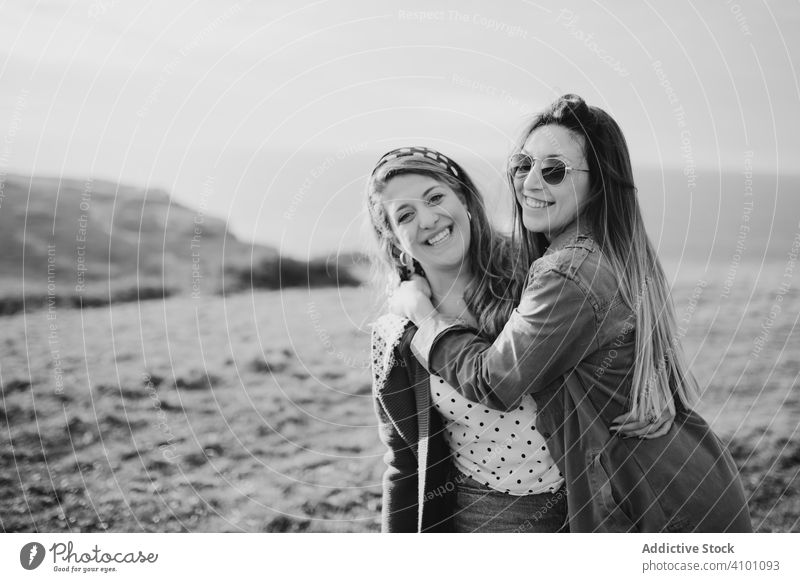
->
[[544, 219, 595, 256]]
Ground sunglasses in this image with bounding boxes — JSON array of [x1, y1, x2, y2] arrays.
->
[[508, 153, 589, 185]]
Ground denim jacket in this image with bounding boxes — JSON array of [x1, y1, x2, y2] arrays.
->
[[411, 223, 752, 532]]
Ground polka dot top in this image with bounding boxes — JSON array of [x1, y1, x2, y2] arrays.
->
[[430, 374, 564, 496]]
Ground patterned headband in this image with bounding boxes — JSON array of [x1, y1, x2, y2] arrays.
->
[[371, 146, 461, 179]]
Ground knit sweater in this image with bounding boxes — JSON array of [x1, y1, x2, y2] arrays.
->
[[371, 314, 454, 532]]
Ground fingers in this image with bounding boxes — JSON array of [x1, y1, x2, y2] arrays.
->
[[612, 417, 673, 439], [610, 412, 644, 433], [611, 400, 677, 438], [390, 278, 437, 322], [407, 274, 432, 298], [611, 420, 650, 432], [611, 408, 673, 438], [611, 412, 638, 425], [387, 299, 405, 316]]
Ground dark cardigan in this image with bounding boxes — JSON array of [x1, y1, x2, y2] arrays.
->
[[371, 314, 454, 532]]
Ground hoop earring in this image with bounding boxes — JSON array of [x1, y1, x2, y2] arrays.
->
[[399, 251, 412, 268], [467, 211, 473, 221]]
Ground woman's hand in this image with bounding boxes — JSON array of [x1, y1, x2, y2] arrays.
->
[[389, 275, 437, 323], [610, 398, 676, 439]]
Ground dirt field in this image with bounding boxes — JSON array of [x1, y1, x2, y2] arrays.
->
[[1, 264, 798, 532]]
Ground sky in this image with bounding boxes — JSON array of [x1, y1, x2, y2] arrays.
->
[[1, 0, 798, 258]]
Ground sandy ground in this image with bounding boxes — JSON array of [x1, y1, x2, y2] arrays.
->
[[1, 263, 798, 532]]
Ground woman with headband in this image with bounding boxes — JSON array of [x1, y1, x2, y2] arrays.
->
[[392, 96, 752, 532], [366, 146, 668, 532]]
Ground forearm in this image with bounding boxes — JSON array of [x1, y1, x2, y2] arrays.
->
[[410, 269, 599, 412], [412, 317, 535, 411]]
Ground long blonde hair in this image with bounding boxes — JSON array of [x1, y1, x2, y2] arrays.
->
[[511, 95, 698, 420], [366, 149, 528, 339]]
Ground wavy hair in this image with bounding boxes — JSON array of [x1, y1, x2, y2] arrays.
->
[[510, 94, 699, 419], [366, 150, 527, 339]]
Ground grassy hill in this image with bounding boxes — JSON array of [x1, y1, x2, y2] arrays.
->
[[0, 174, 358, 315]]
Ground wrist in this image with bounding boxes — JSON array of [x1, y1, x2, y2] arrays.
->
[[411, 304, 437, 325]]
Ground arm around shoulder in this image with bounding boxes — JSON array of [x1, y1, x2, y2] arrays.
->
[[422, 265, 600, 410]]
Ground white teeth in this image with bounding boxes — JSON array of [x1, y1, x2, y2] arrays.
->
[[524, 197, 553, 209], [427, 227, 451, 246]]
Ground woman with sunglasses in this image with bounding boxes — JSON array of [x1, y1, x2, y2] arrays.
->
[[367, 146, 669, 533], [392, 95, 752, 532]]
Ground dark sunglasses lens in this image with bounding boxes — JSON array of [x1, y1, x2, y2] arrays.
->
[[541, 160, 567, 184], [509, 154, 532, 177]]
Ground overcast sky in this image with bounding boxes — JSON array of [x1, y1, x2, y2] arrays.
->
[[2, 0, 798, 256]]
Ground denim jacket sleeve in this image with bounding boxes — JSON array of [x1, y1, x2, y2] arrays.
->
[[412, 264, 599, 411]]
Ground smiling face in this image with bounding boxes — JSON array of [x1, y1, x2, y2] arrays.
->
[[381, 173, 471, 274], [515, 124, 591, 239]]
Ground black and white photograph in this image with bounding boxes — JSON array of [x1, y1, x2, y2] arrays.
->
[[1, 0, 798, 557]]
